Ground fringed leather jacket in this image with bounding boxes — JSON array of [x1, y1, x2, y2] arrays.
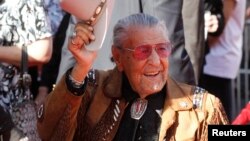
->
[[37, 68, 229, 141]]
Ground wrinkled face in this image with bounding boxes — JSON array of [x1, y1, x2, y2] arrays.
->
[[113, 25, 170, 98]]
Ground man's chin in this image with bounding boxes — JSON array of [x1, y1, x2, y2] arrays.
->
[[142, 85, 164, 95]]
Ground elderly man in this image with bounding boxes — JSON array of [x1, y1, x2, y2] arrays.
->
[[37, 13, 228, 141]]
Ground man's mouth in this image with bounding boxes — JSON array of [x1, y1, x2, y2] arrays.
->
[[144, 71, 160, 77]]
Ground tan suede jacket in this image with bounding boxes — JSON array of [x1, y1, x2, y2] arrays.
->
[[37, 68, 229, 141]]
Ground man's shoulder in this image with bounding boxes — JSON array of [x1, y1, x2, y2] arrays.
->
[[189, 85, 224, 113], [173, 81, 218, 110], [172, 81, 229, 123]]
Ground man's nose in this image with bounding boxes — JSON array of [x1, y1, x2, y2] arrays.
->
[[147, 48, 161, 64]]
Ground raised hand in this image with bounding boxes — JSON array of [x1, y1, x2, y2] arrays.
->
[[69, 22, 97, 81]]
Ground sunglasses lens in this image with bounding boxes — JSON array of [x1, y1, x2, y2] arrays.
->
[[134, 45, 152, 60], [133, 43, 171, 60], [156, 43, 171, 58]]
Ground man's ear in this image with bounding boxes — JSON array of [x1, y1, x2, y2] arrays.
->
[[112, 45, 123, 71]]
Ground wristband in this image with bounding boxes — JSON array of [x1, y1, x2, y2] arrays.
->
[[68, 73, 85, 88], [65, 68, 88, 96]]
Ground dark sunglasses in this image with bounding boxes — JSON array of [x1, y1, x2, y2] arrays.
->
[[119, 42, 172, 60]]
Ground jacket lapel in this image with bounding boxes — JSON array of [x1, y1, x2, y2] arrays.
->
[[159, 76, 194, 140]]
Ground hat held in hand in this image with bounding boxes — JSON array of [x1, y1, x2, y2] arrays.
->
[[60, 0, 114, 51]]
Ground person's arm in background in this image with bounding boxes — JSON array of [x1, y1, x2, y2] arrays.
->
[[223, 0, 237, 25], [0, 38, 52, 66], [0, 0, 56, 67]]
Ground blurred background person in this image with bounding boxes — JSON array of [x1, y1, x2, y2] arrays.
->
[[199, 0, 247, 122], [0, 0, 53, 140]]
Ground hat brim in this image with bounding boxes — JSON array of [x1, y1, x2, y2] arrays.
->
[[60, 0, 114, 51], [85, 7, 108, 51]]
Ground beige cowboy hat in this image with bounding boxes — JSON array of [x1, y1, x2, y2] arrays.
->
[[60, 0, 114, 51]]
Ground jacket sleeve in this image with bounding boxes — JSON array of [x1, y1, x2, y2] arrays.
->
[[208, 96, 230, 124], [198, 93, 229, 141], [37, 74, 84, 141]]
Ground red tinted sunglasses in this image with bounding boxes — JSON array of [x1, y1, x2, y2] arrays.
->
[[119, 42, 172, 60]]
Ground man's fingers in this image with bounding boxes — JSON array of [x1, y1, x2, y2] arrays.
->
[[74, 24, 95, 46]]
